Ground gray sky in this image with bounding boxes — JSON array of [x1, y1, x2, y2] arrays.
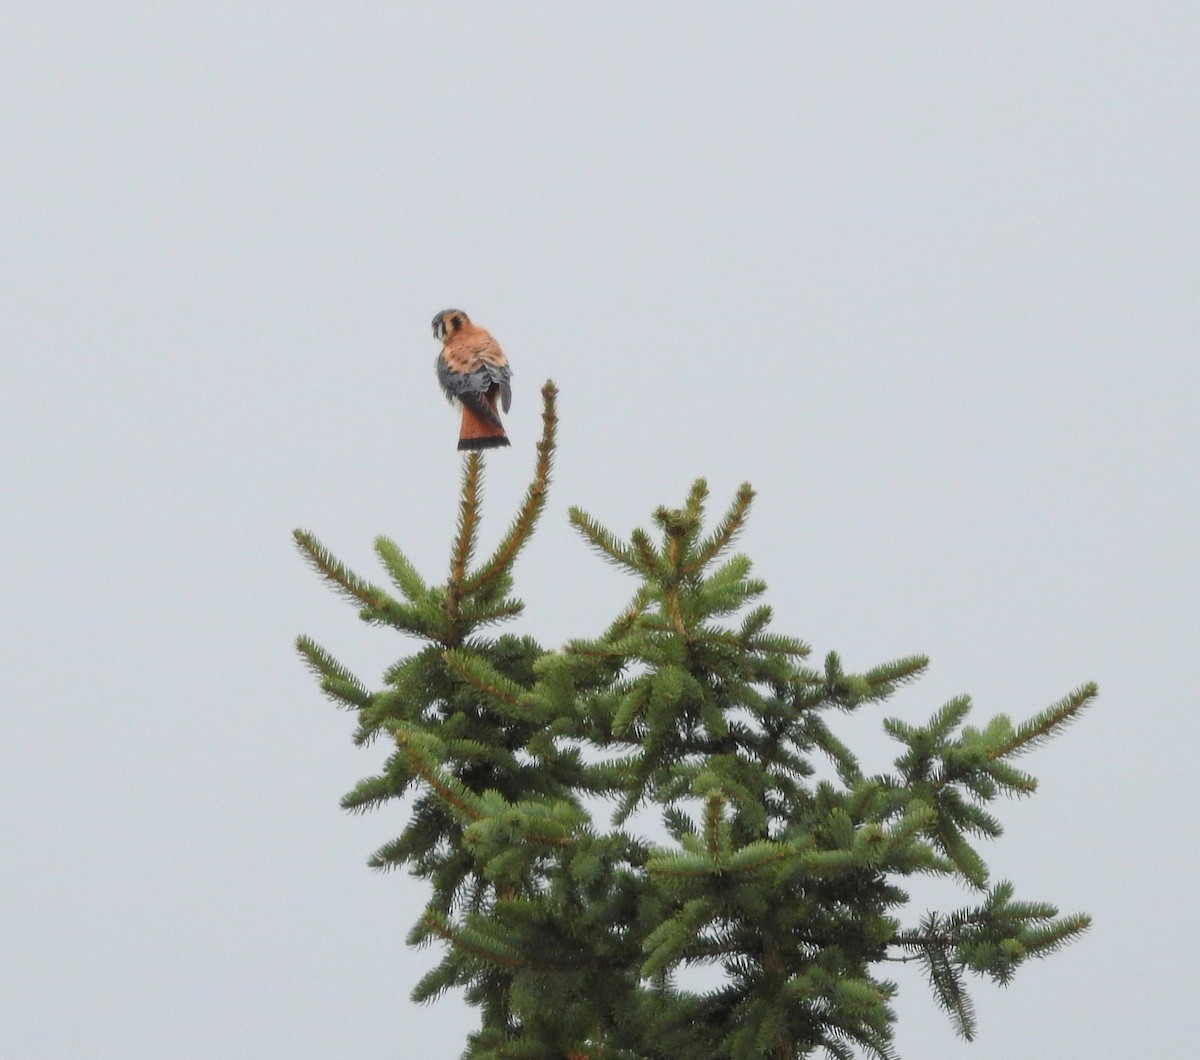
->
[[3, 4, 1197, 1057]]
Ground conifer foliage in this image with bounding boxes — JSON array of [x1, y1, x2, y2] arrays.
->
[[296, 381, 1092, 1059]]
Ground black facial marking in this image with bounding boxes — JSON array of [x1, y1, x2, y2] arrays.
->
[[432, 308, 469, 340]]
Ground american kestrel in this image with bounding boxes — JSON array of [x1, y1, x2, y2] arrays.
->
[[432, 309, 513, 450]]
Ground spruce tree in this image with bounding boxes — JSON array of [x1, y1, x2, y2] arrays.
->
[[295, 381, 1092, 1059]]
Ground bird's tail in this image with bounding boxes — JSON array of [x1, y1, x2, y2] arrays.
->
[[458, 393, 510, 451]]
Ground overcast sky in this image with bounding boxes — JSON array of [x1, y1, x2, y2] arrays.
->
[[3, 4, 1197, 1057]]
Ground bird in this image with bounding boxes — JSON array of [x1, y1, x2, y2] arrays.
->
[[432, 309, 513, 450]]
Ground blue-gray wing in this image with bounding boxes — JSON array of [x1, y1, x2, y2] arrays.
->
[[437, 355, 512, 426]]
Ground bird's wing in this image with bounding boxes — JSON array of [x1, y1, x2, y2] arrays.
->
[[473, 340, 512, 413], [437, 353, 508, 428], [485, 359, 512, 413], [438, 330, 512, 419]]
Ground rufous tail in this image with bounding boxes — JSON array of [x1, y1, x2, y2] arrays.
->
[[458, 393, 509, 451]]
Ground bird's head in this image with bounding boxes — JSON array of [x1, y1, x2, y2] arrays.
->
[[432, 309, 470, 342]]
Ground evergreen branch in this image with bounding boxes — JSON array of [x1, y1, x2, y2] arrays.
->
[[821, 651, 881, 711], [422, 910, 529, 969], [442, 648, 529, 717], [1022, 912, 1092, 957], [918, 934, 977, 1041], [724, 840, 793, 875], [663, 805, 697, 841], [410, 971, 457, 1009], [989, 682, 1098, 760], [449, 451, 484, 603], [609, 764, 657, 823], [800, 713, 864, 787], [331, 686, 371, 719], [929, 696, 973, 739], [703, 790, 726, 859], [641, 898, 714, 977], [797, 849, 860, 875], [663, 583, 688, 638], [612, 682, 651, 737], [294, 635, 371, 709], [444, 737, 522, 772], [983, 759, 1038, 796], [738, 604, 773, 641], [814, 1035, 856, 1060], [568, 508, 645, 573], [684, 481, 755, 575], [861, 655, 930, 696], [459, 599, 526, 627], [745, 632, 811, 659], [630, 527, 664, 578], [293, 529, 395, 612], [425, 908, 601, 976], [467, 800, 584, 851], [684, 478, 710, 523], [949, 800, 1003, 840], [830, 1022, 901, 1060], [464, 381, 558, 594], [931, 818, 989, 888], [374, 535, 428, 602], [611, 586, 652, 638], [696, 554, 761, 618], [366, 830, 419, 872], [394, 728, 484, 822], [886, 800, 938, 845], [340, 768, 413, 813]]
